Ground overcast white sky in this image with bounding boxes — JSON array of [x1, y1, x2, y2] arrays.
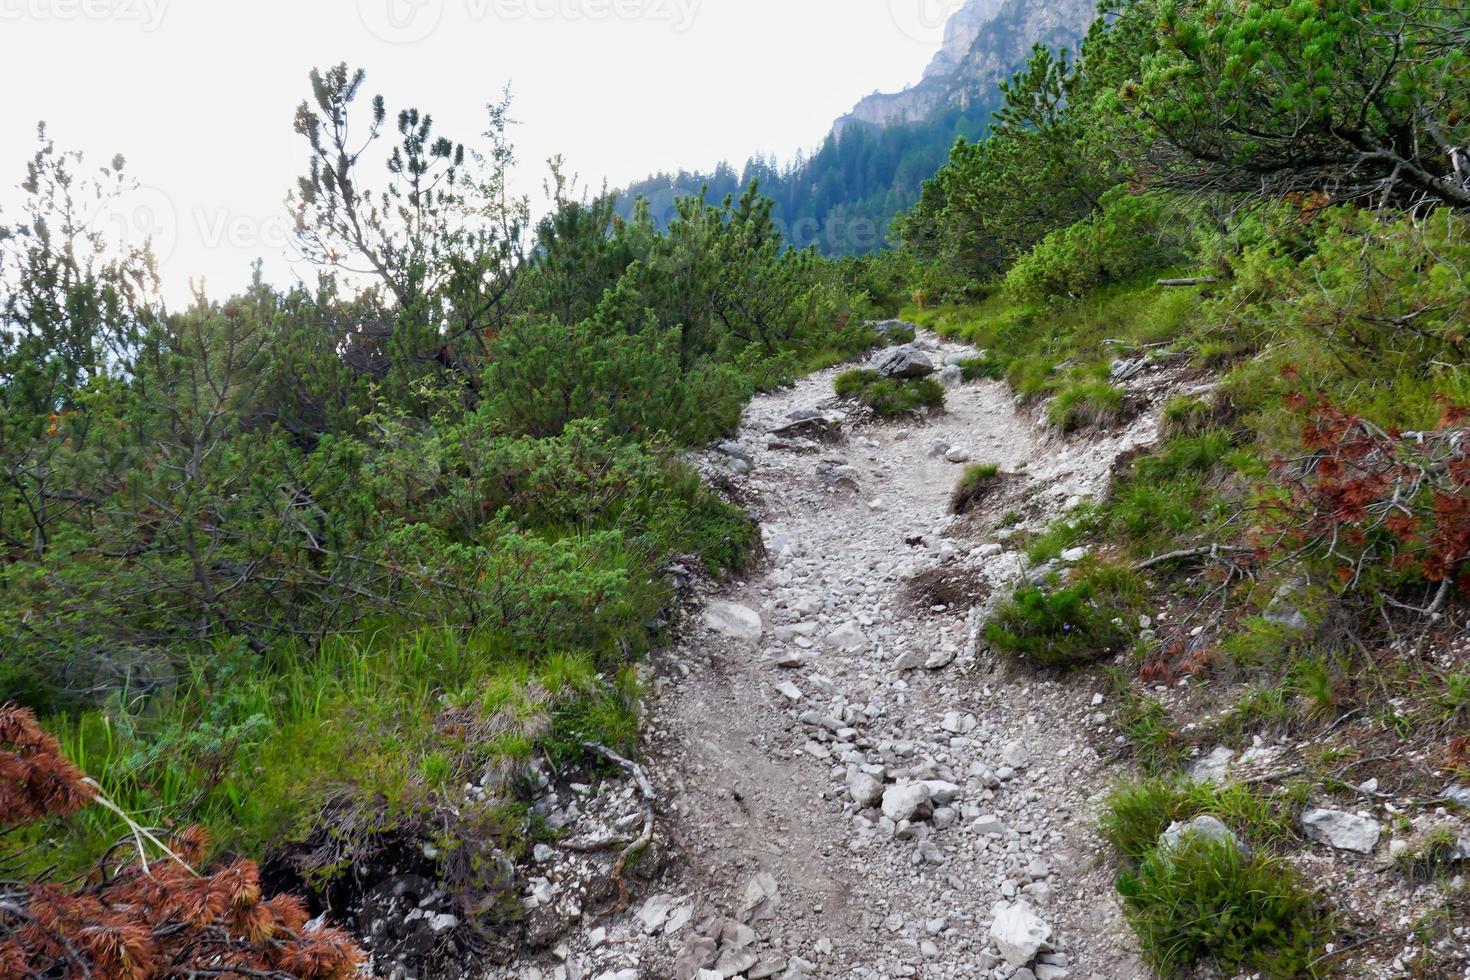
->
[[0, 0, 963, 304]]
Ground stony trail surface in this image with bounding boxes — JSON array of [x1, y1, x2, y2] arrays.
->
[[499, 333, 1162, 980]]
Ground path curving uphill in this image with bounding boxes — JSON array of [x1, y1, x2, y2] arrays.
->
[[500, 332, 1162, 980]]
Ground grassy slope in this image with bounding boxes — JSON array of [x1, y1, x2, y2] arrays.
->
[[911, 206, 1470, 975]]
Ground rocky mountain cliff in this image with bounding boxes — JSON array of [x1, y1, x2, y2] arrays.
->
[[832, 0, 1098, 138], [613, 0, 1099, 255]]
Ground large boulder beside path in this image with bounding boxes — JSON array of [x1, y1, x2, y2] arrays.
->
[[872, 344, 936, 380]]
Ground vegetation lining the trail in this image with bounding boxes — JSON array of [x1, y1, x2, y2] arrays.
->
[[0, 64, 890, 965], [1100, 777, 1326, 978], [1117, 838, 1328, 978], [5, 0, 1470, 971], [888, 0, 1470, 971], [984, 563, 1143, 670], [0, 703, 367, 975]]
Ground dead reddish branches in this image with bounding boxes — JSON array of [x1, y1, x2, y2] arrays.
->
[[0, 703, 364, 979]]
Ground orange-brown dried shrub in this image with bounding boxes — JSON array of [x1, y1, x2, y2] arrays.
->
[[1265, 385, 1470, 598], [0, 703, 364, 979]]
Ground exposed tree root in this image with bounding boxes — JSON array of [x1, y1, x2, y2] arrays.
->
[[580, 742, 655, 914]]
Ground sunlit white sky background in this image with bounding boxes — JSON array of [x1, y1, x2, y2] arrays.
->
[[1, 0, 962, 305]]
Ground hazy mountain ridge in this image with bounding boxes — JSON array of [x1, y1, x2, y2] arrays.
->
[[612, 0, 1098, 253], [832, 0, 1097, 138]]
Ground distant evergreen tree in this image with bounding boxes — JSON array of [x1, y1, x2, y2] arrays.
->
[[613, 99, 1000, 256]]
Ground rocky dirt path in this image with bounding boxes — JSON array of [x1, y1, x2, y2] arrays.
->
[[501, 332, 1162, 980]]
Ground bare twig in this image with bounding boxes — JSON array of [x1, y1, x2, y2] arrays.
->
[[1135, 545, 1251, 571], [1240, 766, 1310, 786], [81, 780, 197, 877], [1156, 276, 1221, 287]]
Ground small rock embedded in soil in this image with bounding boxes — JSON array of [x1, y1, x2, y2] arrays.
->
[[1159, 815, 1243, 853], [704, 601, 764, 642], [990, 901, 1054, 967], [1300, 808, 1383, 854]]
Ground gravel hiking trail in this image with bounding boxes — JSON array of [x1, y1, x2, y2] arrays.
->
[[499, 331, 1163, 980]]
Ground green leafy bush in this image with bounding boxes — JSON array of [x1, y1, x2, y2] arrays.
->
[[1113, 688, 1186, 773], [1004, 192, 1192, 301], [1162, 395, 1220, 438], [445, 418, 755, 575], [957, 355, 1004, 381], [1101, 777, 1291, 864], [833, 368, 880, 399], [481, 299, 751, 447], [1110, 480, 1204, 546], [1133, 432, 1235, 482], [683, 489, 762, 575]]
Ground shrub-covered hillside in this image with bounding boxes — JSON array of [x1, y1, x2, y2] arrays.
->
[[0, 64, 889, 974], [890, 0, 1470, 972]]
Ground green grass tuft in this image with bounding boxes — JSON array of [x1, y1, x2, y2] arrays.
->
[[984, 563, 1142, 670], [1100, 777, 1294, 863], [834, 369, 946, 417], [957, 354, 1004, 381], [1048, 380, 1128, 433], [1117, 838, 1329, 978], [951, 463, 1002, 514]]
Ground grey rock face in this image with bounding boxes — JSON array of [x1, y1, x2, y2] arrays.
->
[[872, 344, 937, 381], [637, 893, 675, 934], [1110, 357, 1146, 383], [1187, 746, 1236, 784], [921, 780, 962, 806], [703, 601, 764, 642], [989, 901, 1053, 967], [882, 783, 934, 823], [1001, 742, 1033, 770], [1300, 808, 1383, 854], [717, 441, 754, 463], [818, 464, 862, 492], [825, 621, 867, 652], [1159, 815, 1242, 853], [848, 771, 885, 808], [833, 0, 1097, 137], [1264, 581, 1311, 632]]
